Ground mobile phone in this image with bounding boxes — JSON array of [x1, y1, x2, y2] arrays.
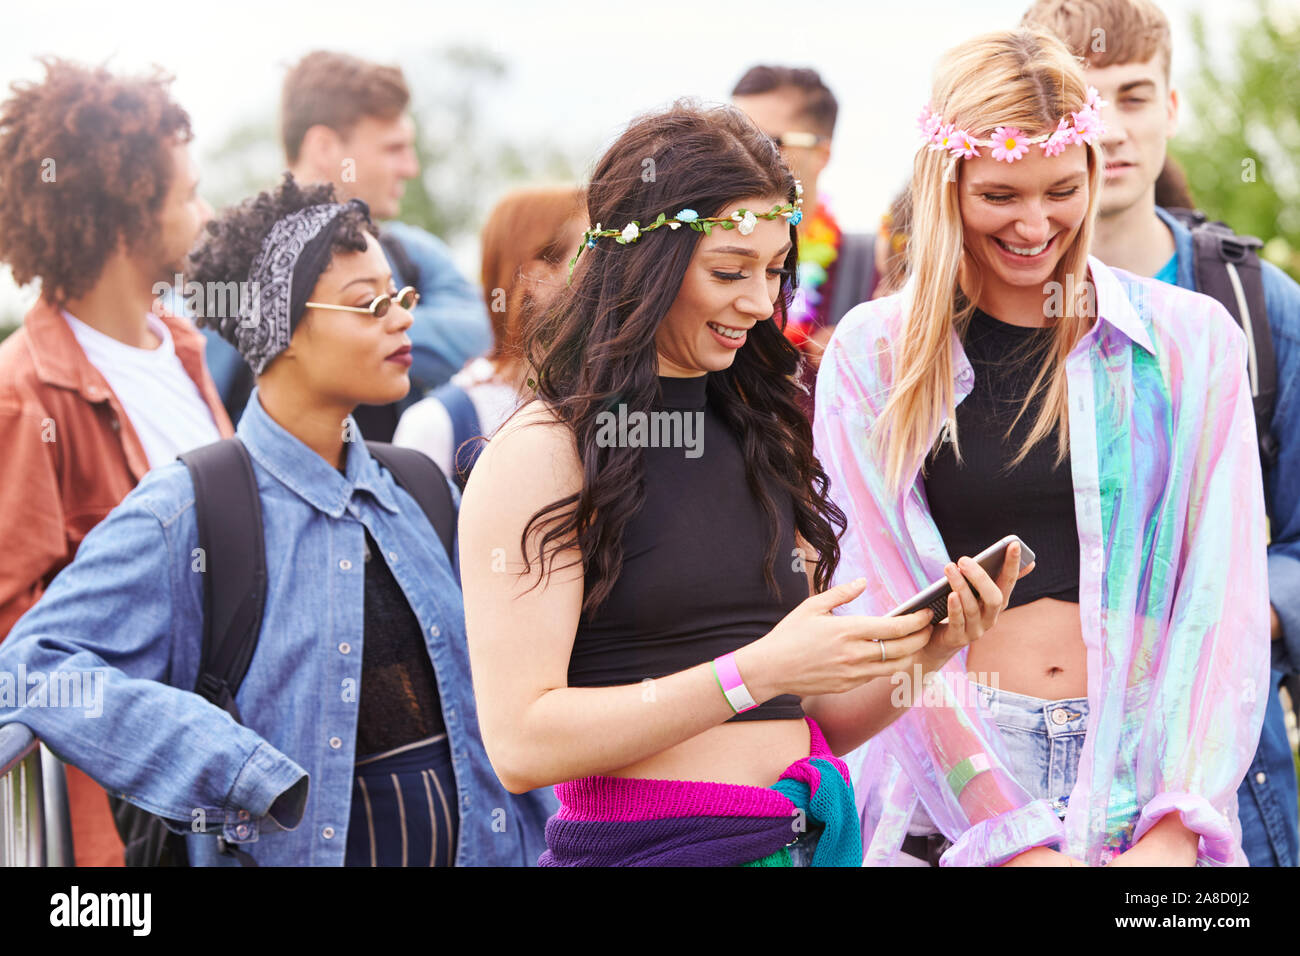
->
[[887, 535, 1036, 624]]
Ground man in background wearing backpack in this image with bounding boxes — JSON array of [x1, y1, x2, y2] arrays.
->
[[203, 51, 491, 440], [1026, 0, 1300, 866]]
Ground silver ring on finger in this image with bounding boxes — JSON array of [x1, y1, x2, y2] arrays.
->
[[876, 639, 887, 662]]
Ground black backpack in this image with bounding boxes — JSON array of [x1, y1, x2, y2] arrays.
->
[[1164, 208, 1278, 472], [428, 381, 486, 491], [109, 438, 455, 866]]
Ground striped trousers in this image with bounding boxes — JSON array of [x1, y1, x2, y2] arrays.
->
[[345, 734, 460, 867]]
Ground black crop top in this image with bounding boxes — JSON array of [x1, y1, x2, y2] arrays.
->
[[566, 373, 808, 721], [922, 309, 1080, 608]]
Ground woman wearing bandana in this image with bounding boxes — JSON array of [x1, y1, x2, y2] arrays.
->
[[816, 29, 1269, 866], [0, 175, 553, 866]]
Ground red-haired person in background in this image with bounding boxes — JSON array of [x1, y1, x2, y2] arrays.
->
[[394, 186, 585, 486]]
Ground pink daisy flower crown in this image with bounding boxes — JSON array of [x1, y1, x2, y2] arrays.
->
[[917, 87, 1107, 163]]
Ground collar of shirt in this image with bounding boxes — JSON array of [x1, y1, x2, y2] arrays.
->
[[236, 387, 400, 518], [18, 297, 233, 481], [906, 255, 1158, 410]]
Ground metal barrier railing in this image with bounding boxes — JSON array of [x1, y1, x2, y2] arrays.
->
[[0, 724, 73, 866]]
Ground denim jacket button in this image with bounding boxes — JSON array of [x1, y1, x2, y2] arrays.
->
[[238, 809, 250, 821], [339, 559, 352, 571], [429, 625, 440, 638], [338, 642, 351, 655], [322, 826, 335, 839], [329, 736, 343, 749], [1256, 771, 1268, 785], [388, 551, 398, 562], [236, 824, 250, 839]]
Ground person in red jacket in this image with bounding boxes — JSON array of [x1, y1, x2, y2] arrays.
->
[[0, 58, 231, 865]]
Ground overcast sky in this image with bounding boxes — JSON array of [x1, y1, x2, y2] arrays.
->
[[0, 0, 1273, 317]]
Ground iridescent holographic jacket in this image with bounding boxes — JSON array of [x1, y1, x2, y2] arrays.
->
[[813, 257, 1270, 867]]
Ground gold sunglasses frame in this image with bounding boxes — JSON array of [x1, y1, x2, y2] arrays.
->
[[305, 286, 420, 318]]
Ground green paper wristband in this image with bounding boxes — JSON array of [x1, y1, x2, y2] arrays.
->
[[945, 754, 993, 796]]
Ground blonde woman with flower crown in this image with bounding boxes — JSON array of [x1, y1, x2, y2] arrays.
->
[[814, 27, 1270, 867]]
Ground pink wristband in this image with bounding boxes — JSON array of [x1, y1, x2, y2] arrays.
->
[[713, 652, 759, 714]]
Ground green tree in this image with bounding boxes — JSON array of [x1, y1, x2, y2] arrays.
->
[[1171, 0, 1300, 281]]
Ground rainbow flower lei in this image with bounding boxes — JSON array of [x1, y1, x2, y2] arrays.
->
[[784, 198, 842, 350], [917, 87, 1107, 162]]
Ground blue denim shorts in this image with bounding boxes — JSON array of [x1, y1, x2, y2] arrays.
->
[[974, 682, 1089, 815], [903, 683, 1088, 862]]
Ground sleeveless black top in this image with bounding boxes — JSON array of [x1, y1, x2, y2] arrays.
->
[[922, 309, 1081, 608], [566, 373, 807, 720]]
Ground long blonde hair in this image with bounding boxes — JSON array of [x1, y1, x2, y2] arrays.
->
[[878, 27, 1104, 495]]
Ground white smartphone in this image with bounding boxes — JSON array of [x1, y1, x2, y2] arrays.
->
[[887, 535, 1036, 624]]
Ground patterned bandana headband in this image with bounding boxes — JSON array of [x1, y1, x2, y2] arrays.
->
[[917, 86, 1107, 163], [233, 198, 370, 375], [567, 181, 805, 280]]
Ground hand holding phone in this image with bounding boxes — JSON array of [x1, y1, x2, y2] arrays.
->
[[888, 535, 1036, 625]]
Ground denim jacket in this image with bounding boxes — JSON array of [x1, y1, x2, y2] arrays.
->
[[0, 389, 555, 865], [1155, 205, 1300, 867]]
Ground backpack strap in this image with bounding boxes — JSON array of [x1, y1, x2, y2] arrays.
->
[[365, 441, 457, 561], [825, 232, 878, 326], [429, 382, 485, 490], [179, 437, 268, 868], [1183, 216, 1278, 470], [1163, 206, 1208, 231], [180, 438, 268, 725], [379, 230, 422, 291]]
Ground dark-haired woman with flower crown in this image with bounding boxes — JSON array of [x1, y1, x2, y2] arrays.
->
[[458, 101, 1025, 866]]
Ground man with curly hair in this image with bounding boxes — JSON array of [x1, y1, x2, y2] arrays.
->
[[0, 58, 232, 866]]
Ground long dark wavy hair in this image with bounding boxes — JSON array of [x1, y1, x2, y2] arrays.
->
[[521, 100, 845, 616]]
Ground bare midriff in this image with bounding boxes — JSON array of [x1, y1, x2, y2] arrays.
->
[[601, 599, 1084, 786], [965, 596, 1087, 699], [606, 716, 812, 787]]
